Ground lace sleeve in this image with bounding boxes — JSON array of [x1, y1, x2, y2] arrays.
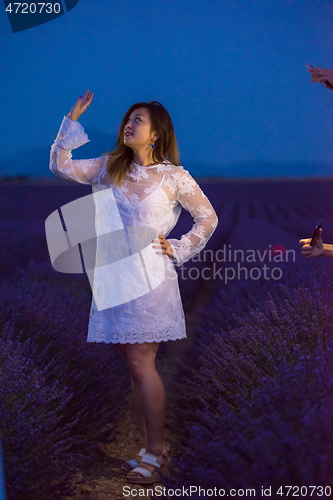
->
[[49, 116, 107, 185], [166, 168, 218, 267]]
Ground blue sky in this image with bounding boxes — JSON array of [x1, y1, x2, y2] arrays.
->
[[0, 0, 332, 178]]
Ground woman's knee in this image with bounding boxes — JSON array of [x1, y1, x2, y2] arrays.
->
[[127, 356, 153, 379], [125, 343, 159, 379]]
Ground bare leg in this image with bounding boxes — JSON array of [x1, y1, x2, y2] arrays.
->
[[117, 343, 148, 447], [122, 342, 166, 478], [116, 343, 148, 469], [131, 376, 147, 448]]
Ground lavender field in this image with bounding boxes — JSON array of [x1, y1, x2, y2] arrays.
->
[[1, 178, 333, 499]]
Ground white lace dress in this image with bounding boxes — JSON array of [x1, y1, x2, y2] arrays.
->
[[49, 116, 218, 344]]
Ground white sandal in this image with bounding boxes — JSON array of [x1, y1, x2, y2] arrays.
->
[[126, 445, 170, 484], [121, 447, 146, 471]]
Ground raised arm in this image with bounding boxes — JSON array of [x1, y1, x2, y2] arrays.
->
[[49, 116, 107, 185], [166, 167, 218, 267], [49, 89, 107, 185]]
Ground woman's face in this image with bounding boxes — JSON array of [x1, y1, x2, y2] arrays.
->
[[123, 107, 157, 150]]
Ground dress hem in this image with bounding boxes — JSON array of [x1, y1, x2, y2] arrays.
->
[[86, 336, 187, 345]]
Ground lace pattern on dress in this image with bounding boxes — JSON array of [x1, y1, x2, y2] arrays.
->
[[55, 116, 90, 150], [88, 307, 186, 344], [129, 168, 149, 182], [49, 117, 107, 184], [49, 116, 218, 344], [165, 168, 218, 267]]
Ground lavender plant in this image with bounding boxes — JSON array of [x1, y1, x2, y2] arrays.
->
[[161, 259, 333, 491], [0, 337, 78, 499], [0, 260, 129, 497], [161, 342, 333, 491]]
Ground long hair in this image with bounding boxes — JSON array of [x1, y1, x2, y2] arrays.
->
[[103, 101, 180, 188]]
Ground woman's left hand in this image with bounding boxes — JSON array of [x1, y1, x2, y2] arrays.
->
[[299, 228, 324, 258], [153, 235, 174, 258]]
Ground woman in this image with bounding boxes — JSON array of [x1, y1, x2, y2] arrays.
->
[[49, 90, 218, 484]]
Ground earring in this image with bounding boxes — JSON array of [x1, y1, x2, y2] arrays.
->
[[151, 143, 156, 148]]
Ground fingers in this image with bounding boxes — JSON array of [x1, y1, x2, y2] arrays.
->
[[308, 68, 332, 83], [152, 235, 172, 255], [300, 241, 314, 253], [301, 243, 322, 259], [86, 89, 93, 103], [81, 89, 94, 107], [299, 238, 311, 245], [153, 235, 165, 250], [308, 68, 322, 81], [302, 249, 314, 259], [312, 76, 325, 83], [300, 244, 313, 256], [73, 92, 85, 108], [82, 89, 89, 105], [83, 89, 89, 102], [308, 67, 326, 73]]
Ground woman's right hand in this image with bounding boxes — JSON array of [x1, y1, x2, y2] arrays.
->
[[307, 67, 333, 87], [67, 89, 94, 121], [299, 228, 324, 258]]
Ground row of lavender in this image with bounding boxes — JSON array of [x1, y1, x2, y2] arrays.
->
[[1, 180, 333, 497], [0, 260, 129, 499], [0, 181, 204, 498], [159, 259, 333, 495]]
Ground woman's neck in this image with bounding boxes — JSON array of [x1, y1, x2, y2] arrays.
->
[[132, 150, 156, 168]]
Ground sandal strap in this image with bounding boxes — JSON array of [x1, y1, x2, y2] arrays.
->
[[140, 453, 161, 468], [140, 448, 169, 468], [130, 466, 153, 478], [126, 459, 139, 468], [125, 447, 146, 468]]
